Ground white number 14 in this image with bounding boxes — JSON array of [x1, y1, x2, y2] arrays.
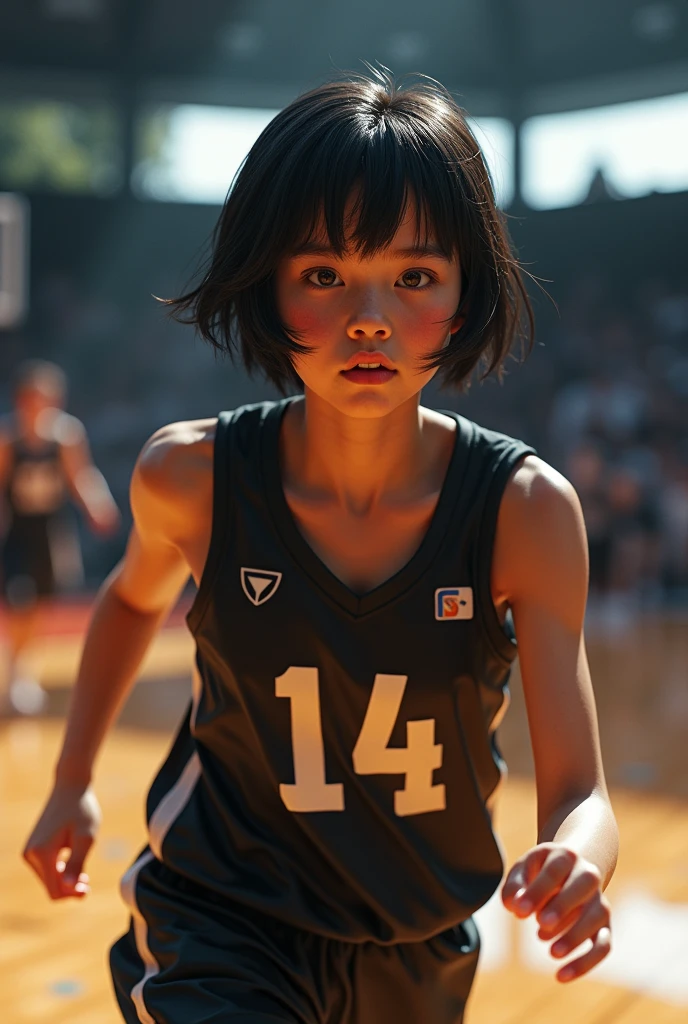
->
[[276, 666, 446, 816]]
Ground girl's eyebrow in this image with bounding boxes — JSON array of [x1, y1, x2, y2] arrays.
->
[[289, 243, 450, 261]]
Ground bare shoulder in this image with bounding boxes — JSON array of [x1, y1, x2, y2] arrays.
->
[[502, 454, 581, 518], [494, 455, 587, 608], [419, 407, 458, 482], [135, 418, 217, 498], [132, 419, 217, 539], [421, 406, 457, 439]]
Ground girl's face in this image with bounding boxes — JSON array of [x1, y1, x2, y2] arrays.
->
[[275, 203, 463, 418]]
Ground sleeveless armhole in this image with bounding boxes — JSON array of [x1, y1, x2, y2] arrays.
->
[[473, 443, 536, 664], [185, 411, 233, 635]]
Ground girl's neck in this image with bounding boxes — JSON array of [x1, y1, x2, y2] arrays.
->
[[281, 390, 442, 516]]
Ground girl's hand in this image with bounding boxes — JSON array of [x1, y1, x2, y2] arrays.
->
[[501, 842, 612, 982], [22, 782, 101, 900]]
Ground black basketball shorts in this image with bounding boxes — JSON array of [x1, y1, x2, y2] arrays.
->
[[110, 856, 481, 1024], [1, 511, 82, 606]]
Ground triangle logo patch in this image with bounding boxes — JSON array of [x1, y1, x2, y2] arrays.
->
[[240, 567, 282, 607]]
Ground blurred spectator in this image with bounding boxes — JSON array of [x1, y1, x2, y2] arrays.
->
[[658, 443, 688, 597], [549, 365, 649, 458], [605, 463, 663, 602], [566, 441, 613, 597]]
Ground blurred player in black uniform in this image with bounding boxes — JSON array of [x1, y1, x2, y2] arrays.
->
[[0, 360, 120, 713]]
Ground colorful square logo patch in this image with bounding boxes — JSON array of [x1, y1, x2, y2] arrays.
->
[[435, 587, 474, 620]]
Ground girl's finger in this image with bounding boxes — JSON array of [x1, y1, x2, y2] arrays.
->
[[538, 903, 583, 942], [56, 856, 90, 899], [550, 900, 610, 959], [511, 848, 576, 917], [41, 856, 67, 901], [536, 865, 603, 933], [501, 871, 527, 908], [62, 832, 93, 888], [22, 845, 47, 887], [24, 844, 65, 901], [502, 846, 550, 908], [556, 926, 612, 983]]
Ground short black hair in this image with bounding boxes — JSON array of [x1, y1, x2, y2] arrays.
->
[[166, 67, 534, 393]]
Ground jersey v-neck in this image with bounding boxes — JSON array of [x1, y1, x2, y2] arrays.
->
[[260, 397, 474, 618]]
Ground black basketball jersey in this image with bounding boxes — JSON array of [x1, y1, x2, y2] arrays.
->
[[135, 398, 537, 945], [4, 433, 68, 519]]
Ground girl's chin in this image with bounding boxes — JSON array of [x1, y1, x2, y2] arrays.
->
[[301, 387, 423, 420]]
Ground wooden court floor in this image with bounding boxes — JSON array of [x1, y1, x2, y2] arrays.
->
[[1, 610, 687, 1023]]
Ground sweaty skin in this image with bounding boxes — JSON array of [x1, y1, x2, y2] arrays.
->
[[23, 207, 617, 984]]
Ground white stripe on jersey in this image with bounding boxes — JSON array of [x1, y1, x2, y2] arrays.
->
[[148, 752, 202, 861], [120, 850, 157, 1024], [119, 664, 204, 1022]]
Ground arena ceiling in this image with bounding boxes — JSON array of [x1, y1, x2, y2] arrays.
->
[[0, 0, 687, 116]]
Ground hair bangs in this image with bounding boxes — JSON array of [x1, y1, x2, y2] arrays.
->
[[283, 118, 460, 263]]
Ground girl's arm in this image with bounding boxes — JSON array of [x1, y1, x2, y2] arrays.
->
[[22, 422, 212, 899], [493, 456, 618, 983]]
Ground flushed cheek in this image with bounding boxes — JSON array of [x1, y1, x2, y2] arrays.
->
[[398, 301, 455, 350], [283, 303, 339, 376], [278, 293, 331, 338]]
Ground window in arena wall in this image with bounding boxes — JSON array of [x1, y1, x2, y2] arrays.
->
[[468, 117, 514, 210], [0, 100, 121, 195], [133, 105, 280, 204], [133, 105, 515, 210], [522, 92, 688, 210]]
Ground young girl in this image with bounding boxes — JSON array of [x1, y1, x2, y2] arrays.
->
[[23, 70, 617, 1023]]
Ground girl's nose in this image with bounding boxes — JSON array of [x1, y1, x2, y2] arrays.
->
[[346, 305, 392, 342]]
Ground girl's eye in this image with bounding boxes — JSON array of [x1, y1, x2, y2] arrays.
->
[[398, 270, 432, 289], [307, 268, 342, 288]]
